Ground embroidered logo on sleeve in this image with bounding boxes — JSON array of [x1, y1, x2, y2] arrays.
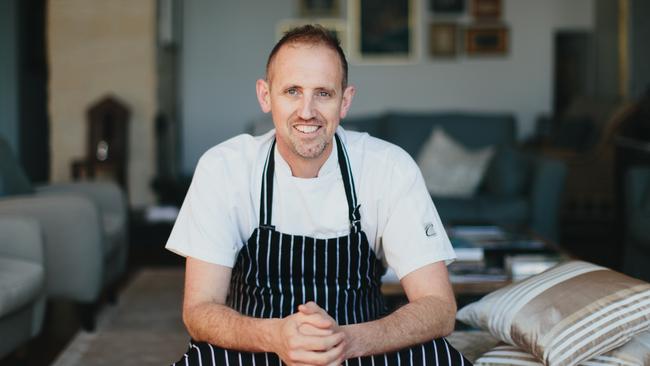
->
[[424, 222, 436, 237]]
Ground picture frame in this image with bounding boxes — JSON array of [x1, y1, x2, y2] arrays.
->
[[430, 0, 464, 14], [465, 26, 508, 55], [349, 0, 418, 63], [298, 0, 341, 18], [429, 23, 458, 58], [276, 19, 348, 55], [471, 0, 501, 20]]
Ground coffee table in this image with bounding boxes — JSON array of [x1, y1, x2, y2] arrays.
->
[[381, 225, 564, 297]]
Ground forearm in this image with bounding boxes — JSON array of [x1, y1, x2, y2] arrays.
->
[[342, 294, 456, 358], [183, 301, 280, 353]]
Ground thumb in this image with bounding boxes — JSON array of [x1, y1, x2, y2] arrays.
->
[[298, 301, 320, 314]]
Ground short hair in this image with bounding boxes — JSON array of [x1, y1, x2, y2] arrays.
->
[[266, 24, 348, 88]]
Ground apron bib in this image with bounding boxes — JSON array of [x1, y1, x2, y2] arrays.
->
[[174, 135, 471, 365]]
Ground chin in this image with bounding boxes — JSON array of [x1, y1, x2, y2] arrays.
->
[[293, 140, 329, 160]]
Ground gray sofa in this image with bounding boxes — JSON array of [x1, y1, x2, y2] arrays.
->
[[343, 112, 567, 242], [0, 137, 128, 330], [0, 217, 46, 358], [623, 166, 650, 282]]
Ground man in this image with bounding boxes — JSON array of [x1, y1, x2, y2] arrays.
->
[[167, 25, 471, 365]]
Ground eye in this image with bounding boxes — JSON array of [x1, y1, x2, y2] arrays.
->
[[286, 87, 299, 96], [317, 91, 331, 97]]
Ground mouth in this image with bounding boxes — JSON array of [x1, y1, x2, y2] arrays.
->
[[293, 124, 322, 135]]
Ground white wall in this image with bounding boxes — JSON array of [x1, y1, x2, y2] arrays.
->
[[48, 0, 158, 207], [181, 0, 594, 174]]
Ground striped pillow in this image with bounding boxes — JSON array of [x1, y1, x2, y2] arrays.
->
[[475, 331, 650, 366], [457, 261, 650, 366]]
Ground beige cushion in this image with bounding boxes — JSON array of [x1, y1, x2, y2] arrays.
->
[[457, 261, 650, 366], [417, 128, 494, 197], [475, 331, 650, 365]]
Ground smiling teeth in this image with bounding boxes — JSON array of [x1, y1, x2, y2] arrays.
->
[[295, 125, 319, 133]]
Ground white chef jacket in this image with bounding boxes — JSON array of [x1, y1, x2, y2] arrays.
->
[[166, 126, 455, 279]]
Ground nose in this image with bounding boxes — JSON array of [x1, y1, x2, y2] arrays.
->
[[297, 95, 315, 120]]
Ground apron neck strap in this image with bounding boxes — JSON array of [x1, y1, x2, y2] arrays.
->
[[259, 139, 276, 230], [335, 133, 362, 233], [259, 134, 361, 232]]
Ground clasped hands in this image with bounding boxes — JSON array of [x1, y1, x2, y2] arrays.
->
[[275, 301, 349, 366]]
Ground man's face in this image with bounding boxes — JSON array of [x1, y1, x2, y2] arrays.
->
[[256, 43, 355, 163]]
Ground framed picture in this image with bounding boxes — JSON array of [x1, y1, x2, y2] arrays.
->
[[430, 0, 464, 13], [465, 26, 508, 55], [349, 0, 418, 62], [471, 0, 501, 20], [429, 23, 458, 58], [299, 0, 341, 18], [276, 19, 348, 54]]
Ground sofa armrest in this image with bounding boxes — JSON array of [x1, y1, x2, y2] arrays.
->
[[528, 155, 567, 243], [36, 181, 127, 222], [0, 217, 44, 264], [0, 194, 104, 303], [625, 167, 650, 213]]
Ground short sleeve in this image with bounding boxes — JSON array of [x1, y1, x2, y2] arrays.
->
[[380, 150, 456, 279], [165, 152, 242, 267]]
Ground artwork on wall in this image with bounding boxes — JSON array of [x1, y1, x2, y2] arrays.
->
[[465, 26, 508, 55], [471, 0, 501, 20], [276, 19, 348, 54], [429, 23, 458, 58], [430, 0, 464, 13], [299, 0, 341, 18], [349, 0, 417, 62]]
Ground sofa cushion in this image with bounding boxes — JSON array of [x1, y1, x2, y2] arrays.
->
[[382, 112, 516, 158], [483, 146, 529, 197], [0, 138, 34, 197], [475, 330, 650, 366], [0, 257, 44, 318], [341, 114, 385, 138], [457, 261, 650, 366], [417, 128, 495, 197], [433, 196, 528, 226]]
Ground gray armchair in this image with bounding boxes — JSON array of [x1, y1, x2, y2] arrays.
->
[[0, 137, 128, 330], [0, 217, 46, 358]]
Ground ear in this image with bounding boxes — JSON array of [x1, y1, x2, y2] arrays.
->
[[256, 79, 271, 113], [339, 85, 356, 119]]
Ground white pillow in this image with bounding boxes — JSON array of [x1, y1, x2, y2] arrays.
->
[[417, 128, 495, 197]]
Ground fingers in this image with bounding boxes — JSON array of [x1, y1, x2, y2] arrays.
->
[[298, 322, 334, 336], [298, 301, 321, 314], [290, 329, 345, 352], [299, 312, 335, 329], [298, 302, 337, 330], [286, 338, 346, 365]]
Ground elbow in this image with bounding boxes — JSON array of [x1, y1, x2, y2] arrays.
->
[[182, 304, 201, 341], [440, 315, 455, 337], [440, 301, 457, 337]]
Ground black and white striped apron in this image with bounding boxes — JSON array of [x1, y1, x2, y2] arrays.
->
[[174, 134, 471, 365]]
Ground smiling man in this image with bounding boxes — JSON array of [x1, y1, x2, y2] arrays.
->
[[167, 25, 471, 366]]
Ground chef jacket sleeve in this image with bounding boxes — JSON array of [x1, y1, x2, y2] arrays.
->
[[380, 149, 456, 279], [165, 151, 241, 267]]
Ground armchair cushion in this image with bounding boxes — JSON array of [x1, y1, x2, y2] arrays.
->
[[0, 138, 33, 197], [0, 258, 44, 318]]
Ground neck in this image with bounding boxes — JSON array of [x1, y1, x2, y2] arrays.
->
[[277, 142, 333, 178]]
